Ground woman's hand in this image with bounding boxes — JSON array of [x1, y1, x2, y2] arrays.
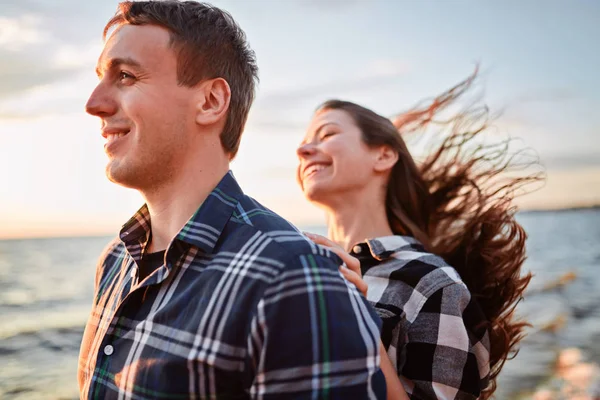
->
[[304, 232, 368, 297]]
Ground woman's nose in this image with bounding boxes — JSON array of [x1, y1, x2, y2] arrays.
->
[[296, 142, 317, 158]]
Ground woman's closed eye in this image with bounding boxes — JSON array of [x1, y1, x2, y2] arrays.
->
[[320, 131, 337, 140]]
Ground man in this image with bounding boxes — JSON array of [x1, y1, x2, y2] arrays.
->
[[79, 1, 386, 398]]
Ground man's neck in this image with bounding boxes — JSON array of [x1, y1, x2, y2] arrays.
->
[[142, 158, 229, 253], [323, 189, 393, 252]]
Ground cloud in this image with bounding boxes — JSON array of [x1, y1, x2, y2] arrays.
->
[[0, 50, 82, 99], [245, 118, 305, 132], [512, 88, 581, 104], [255, 58, 411, 109], [52, 42, 103, 69], [0, 1, 113, 103], [0, 0, 118, 43], [245, 58, 413, 133], [541, 153, 600, 170], [0, 5, 105, 115], [0, 70, 95, 120], [0, 14, 79, 99], [515, 166, 600, 210], [0, 14, 47, 51], [294, 0, 369, 9], [365, 59, 411, 78]]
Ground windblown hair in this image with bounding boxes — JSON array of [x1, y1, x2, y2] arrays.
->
[[104, 1, 259, 159], [318, 69, 541, 398]]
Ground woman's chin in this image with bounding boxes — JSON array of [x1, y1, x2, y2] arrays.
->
[[303, 183, 333, 205]]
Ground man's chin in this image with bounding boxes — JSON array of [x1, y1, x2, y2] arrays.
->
[[106, 163, 136, 188]]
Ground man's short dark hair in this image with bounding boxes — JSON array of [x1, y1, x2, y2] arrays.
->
[[104, 1, 259, 159]]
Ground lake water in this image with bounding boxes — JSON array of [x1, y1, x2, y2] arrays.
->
[[1, 209, 599, 399]]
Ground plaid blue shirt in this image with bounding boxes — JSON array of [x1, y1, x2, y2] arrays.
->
[[78, 171, 385, 399]]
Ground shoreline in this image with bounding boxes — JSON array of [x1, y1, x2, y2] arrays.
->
[[1, 206, 599, 242]]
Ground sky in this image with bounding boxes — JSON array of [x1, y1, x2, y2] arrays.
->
[[0, 0, 599, 239]]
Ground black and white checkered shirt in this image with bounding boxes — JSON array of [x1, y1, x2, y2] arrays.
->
[[350, 236, 490, 400]]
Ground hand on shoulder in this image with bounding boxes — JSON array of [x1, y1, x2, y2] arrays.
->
[[304, 232, 368, 297]]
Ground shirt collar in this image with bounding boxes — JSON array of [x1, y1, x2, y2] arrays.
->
[[119, 171, 243, 255], [120, 205, 151, 245], [361, 235, 421, 261], [175, 171, 243, 253]]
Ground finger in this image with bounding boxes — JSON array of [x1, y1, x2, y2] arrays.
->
[[340, 267, 368, 297], [303, 232, 361, 272], [303, 232, 362, 276], [323, 244, 362, 276], [343, 269, 368, 296], [340, 248, 362, 277], [303, 232, 342, 250]]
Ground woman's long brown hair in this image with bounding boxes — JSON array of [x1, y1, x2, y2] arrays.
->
[[319, 69, 542, 398]]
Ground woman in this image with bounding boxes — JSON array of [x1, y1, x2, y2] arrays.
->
[[297, 70, 539, 399]]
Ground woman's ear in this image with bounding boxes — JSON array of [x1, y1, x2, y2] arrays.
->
[[195, 77, 231, 126], [374, 145, 398, 173]]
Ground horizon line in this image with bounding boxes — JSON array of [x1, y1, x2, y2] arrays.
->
[[1, 203, 598, 241]]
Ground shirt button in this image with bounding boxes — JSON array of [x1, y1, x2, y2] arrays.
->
[[353, 245, 362, 254], [104, 345, 114, 356]]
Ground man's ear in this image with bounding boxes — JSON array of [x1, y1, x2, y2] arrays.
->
[[195, 78, 231, 126], [373, 145, 398, 173]]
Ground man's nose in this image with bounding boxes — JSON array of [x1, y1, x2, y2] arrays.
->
[[85, 81, 117, 117]]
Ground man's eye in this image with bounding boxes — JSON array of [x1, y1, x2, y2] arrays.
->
[[119, 71, 135, 81]]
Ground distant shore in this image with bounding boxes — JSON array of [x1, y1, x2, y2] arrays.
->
[[520, 204, 600, 214], [1, 205, 599, 241]]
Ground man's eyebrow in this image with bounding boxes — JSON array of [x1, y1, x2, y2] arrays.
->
[[95, 57, 142, 78]]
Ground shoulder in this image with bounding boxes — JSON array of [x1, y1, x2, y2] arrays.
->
[[97, 236, 126, 265], [364, 235, 469, 322], [371, 237, 463, 292], [94, 236, 126, 287], [225, 194, 342, 273], [367, 235, 462, 288]]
